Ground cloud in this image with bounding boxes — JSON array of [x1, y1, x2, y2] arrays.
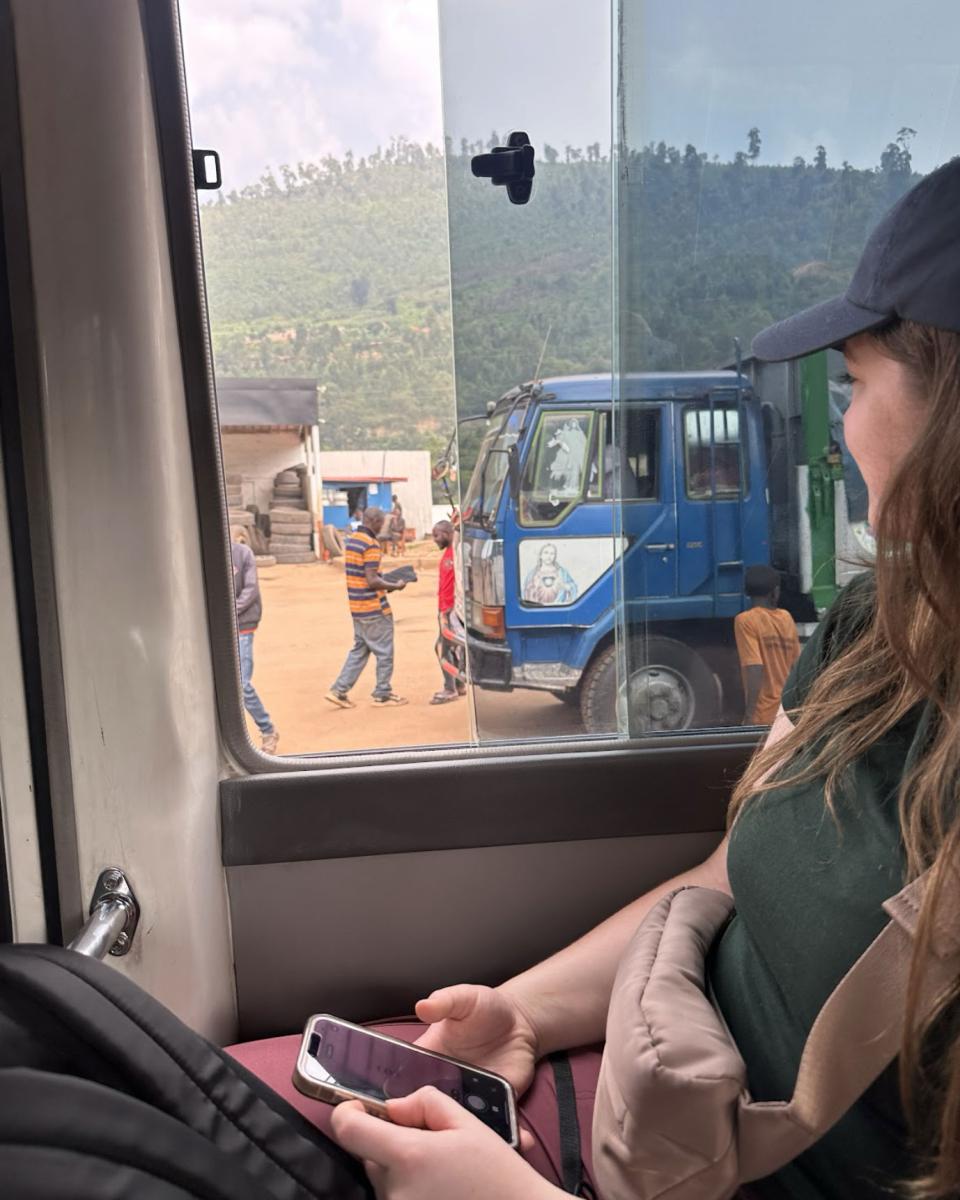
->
[[179, 0, 323, 102], [179, 0, 443, 187]]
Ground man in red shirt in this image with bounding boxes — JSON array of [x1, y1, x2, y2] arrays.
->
[[430, 520, 464, 703]]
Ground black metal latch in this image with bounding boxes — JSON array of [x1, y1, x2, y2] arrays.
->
[[192, 148, 222, 191], [471, 131, 535, 205]]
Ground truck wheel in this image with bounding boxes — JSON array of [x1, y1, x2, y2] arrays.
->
[[580, 637, 720, 735], [552, 687, 581, 708]]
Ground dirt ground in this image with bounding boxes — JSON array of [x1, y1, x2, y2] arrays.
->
[[245, 543, 582, 756]]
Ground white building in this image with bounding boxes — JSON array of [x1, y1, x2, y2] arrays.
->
[[217, 380, 434, 541], [217, 378, 322, 515], [318, 451, 433, 540]]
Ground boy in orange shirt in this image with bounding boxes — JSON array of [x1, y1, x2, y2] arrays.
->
[[734, 565, 800, 725]]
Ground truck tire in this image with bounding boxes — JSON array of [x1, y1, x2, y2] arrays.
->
[[580, 637, 720, 735]]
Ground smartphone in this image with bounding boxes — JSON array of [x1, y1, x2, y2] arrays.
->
[[292, 1014, 520, 1147]]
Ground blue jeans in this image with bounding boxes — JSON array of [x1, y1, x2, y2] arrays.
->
[[332, 612, 395, 698], [239, 632, 275, 734]]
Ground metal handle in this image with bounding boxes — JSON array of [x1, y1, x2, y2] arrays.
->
[[645, 543, 676, 552], [68, 867, 140, 958]]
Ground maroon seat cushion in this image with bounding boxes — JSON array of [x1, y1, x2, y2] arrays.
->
[[225, 1021, 603, 1191]]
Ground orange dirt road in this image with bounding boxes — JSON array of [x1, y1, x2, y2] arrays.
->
[[244, 546, 583, 757]]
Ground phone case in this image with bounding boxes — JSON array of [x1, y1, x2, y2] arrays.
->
[[291, 1013, 520, 1147]]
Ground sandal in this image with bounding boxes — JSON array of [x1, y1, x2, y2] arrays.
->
[[430, 690, 459, 705]]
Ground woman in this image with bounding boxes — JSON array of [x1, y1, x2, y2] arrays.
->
[[329, 161, 960, 1200]]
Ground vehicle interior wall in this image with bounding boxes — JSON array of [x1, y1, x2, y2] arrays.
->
[[6, 0, 235, 1039], [220, 743, 744, 1037], [0, 436, 42, 944]]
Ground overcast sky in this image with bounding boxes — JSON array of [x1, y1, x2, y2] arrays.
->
[[180, 0, 960, 190]]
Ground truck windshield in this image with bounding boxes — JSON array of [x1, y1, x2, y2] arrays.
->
[[461, 402, 527, 526]]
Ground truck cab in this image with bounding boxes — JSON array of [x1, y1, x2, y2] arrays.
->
[[457, 371, 771, 733]]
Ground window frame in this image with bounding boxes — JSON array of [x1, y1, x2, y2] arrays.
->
[[151, 3, 767, 773], [681, 401, 747, 501], [518, 408, 597, 529]]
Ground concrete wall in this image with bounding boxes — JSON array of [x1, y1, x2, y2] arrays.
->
[[220, 430, 305, 513], [431, 502, 457, 529], [318, 450, 433, 541]]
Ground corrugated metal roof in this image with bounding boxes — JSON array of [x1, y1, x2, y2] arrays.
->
[[217, 378, 320, 427], [324, 476, 408, 484]]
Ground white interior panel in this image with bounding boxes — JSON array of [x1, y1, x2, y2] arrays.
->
[[12, 0, 235, 1038]]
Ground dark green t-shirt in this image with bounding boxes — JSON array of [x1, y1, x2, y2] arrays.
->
[[710, 573, 927, 1199]]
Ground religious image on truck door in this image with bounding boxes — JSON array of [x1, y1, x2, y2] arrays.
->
[[519, 537, 622, 607]]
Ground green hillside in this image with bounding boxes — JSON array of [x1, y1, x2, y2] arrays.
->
[[199, 133, 922, 464]]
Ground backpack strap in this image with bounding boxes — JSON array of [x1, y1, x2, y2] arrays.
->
[[739, 871, 960, 1181], [549, 1052, 597, 1197]]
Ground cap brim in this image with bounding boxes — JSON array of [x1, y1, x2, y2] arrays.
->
[[750, 294, 890, 362]]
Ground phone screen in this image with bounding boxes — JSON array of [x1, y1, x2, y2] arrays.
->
[[303, 1018, 515, 1143]]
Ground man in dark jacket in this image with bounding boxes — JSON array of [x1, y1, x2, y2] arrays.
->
[[231, 527, 279, 754]]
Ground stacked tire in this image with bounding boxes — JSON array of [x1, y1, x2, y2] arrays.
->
[[272, 468, 306, 510], [269, 466, 314, 562], [225, 474, 243, 510]]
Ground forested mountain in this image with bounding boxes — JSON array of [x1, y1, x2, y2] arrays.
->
[[199, 131, 922, 461]]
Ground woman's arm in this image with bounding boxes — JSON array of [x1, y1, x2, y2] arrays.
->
[[499, 835, 729, 1054], [501, 707, 794, 1056]]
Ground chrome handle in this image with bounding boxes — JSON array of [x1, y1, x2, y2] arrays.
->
[[644, 543, 676, 552], [68, 867, 140, 959]]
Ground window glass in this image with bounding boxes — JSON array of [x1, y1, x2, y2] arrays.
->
[[519, 411, 594, 526], [461, 403, 527, 527], [180, 1, 474, 757], [183, 0, 960, 755], [610, 0, 960, 736], [683, 407, 743, 499], [605, 409, 659, 500], [436, 0, 613, 744]]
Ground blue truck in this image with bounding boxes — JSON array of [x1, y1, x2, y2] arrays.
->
[[451, 353, 872, 733]]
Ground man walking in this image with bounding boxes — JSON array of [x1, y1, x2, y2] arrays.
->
[[429, 520, 465, 704], [231, 527, 279, 754], [326, 506, 408, 708]]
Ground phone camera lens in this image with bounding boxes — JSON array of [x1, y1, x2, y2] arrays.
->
[[466, 1094, 488, 1113]]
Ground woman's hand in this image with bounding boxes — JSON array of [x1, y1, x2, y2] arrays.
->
[[330, 1087, 562, 1200], [413, 984, 539, 1096]]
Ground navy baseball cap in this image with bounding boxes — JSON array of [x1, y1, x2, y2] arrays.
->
[[751, 158, 960, 362]]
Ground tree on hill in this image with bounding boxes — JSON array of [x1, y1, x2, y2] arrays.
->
[[200, 129, 921, 468]]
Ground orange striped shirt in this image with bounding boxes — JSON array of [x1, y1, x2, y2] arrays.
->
[[345, 528, 390, 616]]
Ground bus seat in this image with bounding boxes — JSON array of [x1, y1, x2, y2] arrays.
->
[[225, 1024, 602, 1189]]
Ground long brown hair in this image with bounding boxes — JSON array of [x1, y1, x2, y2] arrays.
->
[[728, 319, 960, 1197]]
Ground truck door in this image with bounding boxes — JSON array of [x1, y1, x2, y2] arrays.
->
[[675, 396, 748, 612], [616, 404, 678, 603], [507, 407, 615, 642]]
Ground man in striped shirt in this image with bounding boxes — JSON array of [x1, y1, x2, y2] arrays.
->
[[325, 506, 408, 708]]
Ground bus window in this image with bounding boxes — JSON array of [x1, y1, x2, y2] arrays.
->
[[179, 1, 473, 759], [683, 406, 743, 499]]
